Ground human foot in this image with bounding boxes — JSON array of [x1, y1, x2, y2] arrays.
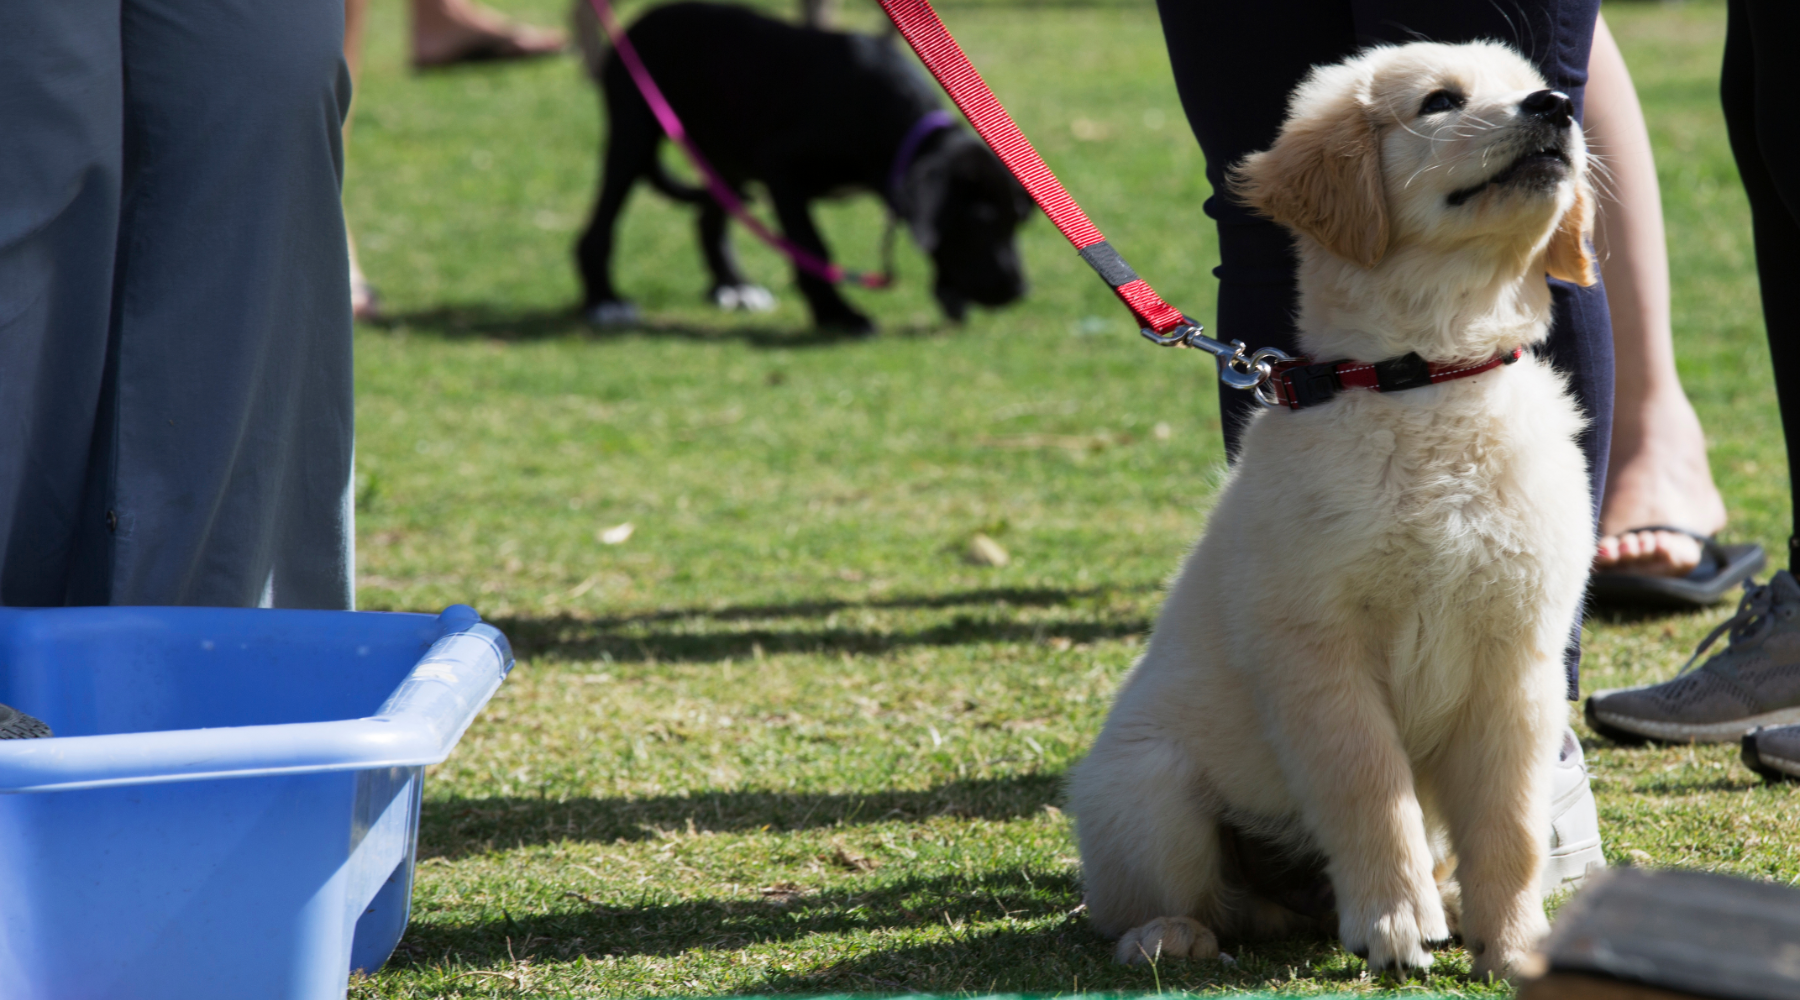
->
[[412, 0, 566, 69], [1596, 390, 1727, 577]]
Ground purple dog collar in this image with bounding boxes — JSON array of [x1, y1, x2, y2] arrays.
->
[[888, 109, 958, 201]]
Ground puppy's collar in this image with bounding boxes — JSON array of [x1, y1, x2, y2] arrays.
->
[[1266, 347, 1523, 410]]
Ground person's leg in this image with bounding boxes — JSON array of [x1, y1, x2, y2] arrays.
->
[[0, 0, 123, 606], [1152, 0, 1358, 459], [1586, 14, 1728, 577], [343, 0, 382, 321], [79, 0, 356, 608], [1586, 0, 1800, 748], [1727, 0, 1800, 567]]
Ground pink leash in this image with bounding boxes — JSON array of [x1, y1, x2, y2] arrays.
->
[[585, 0, 892, 289]]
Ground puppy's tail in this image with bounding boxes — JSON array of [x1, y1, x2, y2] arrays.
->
[[646, 155, 709, 204]]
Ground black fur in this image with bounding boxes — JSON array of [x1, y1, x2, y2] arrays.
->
[[577, 2, 1031, 333]]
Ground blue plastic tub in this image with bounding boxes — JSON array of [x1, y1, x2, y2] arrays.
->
[[0, 604, 513, 1000]]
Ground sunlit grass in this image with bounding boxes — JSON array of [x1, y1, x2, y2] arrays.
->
[[343, 1, 1795, 995]]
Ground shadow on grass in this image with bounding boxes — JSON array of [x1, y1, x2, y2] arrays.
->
[[390, 865, 1358, 994], [369, 304, 951, 349], [393, 867, 1086, 965], [420, 771, 1066, 857], [488, 583, 1155, 663]]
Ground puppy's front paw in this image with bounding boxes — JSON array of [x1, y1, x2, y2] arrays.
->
[[1113, 916, 1219, 965], [585, 299, 640, 328], [711, 284, 776, 312], [1339, 892, 1449, 973], [1466, 904, 1549, 983]]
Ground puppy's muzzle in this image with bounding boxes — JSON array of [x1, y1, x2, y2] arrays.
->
[[1445, 92, 1576, 207]]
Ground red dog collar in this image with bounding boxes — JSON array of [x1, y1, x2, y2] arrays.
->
[[1266, 347, 1524, 410]]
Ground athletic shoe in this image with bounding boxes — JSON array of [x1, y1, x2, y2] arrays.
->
[[0, 703, 51, 739], [1544, 727, 1606, 895], [1742, 724, 1800, 783], [1586, 571, 1800, 744]]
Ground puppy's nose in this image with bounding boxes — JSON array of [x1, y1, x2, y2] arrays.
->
[[1520, 89, 1574, 127]]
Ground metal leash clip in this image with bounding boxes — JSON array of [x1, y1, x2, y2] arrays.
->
[[1140, 318, 1295, 405]]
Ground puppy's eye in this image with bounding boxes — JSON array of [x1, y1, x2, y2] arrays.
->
[[1418, 89, 1465, 115]]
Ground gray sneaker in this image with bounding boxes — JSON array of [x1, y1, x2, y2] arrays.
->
[[0, 703, 51, 739], [1742, 724, 1800, 782], [1587, 570, 1800, 744]]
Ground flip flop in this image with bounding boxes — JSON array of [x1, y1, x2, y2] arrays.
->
[[1588, 525, 1766, 611]]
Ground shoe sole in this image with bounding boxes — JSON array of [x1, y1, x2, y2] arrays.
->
[[0, 703, 52, 740], [1586, 695, 1800, 745], [1742, 731, 1800, 783]]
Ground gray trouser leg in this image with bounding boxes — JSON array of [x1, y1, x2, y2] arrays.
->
[[0, 0, 356, 609], [0, 0, 123, 607]]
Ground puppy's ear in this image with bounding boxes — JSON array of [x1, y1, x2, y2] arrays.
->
[[1545, 176, 1597, 286], [1230, 93, 1389, 268]]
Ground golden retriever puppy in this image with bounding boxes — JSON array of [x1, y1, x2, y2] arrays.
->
[[1068, 41, 1596, 980]]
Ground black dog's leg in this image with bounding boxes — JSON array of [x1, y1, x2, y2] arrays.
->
[[765, 180, 872, 334], [698, 201, 774, 312], [577, 90, 657, 326]]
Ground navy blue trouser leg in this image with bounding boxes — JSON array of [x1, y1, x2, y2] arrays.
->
[[1155, 0, 1612, 697], [1723, 0, 1800, 570]]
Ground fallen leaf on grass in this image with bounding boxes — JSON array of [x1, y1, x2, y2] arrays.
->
[[829, 842, 882, 873], [760, 882, 808, 905], [1070, 117, 1111, 141], [598, 522, 634, 545], [967, 533, 1010, 567]]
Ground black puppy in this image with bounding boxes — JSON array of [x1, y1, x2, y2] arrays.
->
[[578, 1, 1031, 333]]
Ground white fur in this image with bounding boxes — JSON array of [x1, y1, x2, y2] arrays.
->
[[1068, 42, 1594, 981]]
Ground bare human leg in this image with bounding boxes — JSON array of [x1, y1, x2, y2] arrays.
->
[[1588, 13, 1727, 578], [343, 0, 381, 320]]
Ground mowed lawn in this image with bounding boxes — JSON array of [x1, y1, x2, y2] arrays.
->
[[343, 1, 1795, 995]]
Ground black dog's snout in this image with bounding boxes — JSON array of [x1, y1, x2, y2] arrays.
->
[[1520, 89, 1574, 127]]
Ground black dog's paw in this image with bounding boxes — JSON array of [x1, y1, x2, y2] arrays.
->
[[584, 299, 640, 328], [710, 284, 777, 313], [934, 284, 968, 323]]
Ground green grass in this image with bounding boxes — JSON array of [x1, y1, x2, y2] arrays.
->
[[343, 0, 1797, 995]]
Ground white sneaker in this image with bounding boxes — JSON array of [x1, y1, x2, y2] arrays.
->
[[1543, 726, 1606, 895], [711, 284, 776, 313]]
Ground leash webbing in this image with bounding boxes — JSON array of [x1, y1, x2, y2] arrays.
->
[[585, 0, 891, 288], [875, 0, 1187, 334]]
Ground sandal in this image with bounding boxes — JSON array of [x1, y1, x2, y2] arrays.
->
[[1588, 525, 1766, 611]]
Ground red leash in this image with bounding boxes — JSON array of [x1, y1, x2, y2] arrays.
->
[[874, 0, 1296, 391], [876, 0, 1184, 334]]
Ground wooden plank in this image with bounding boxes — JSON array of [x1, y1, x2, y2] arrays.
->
[[1526, 867, 1800, 1000]]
